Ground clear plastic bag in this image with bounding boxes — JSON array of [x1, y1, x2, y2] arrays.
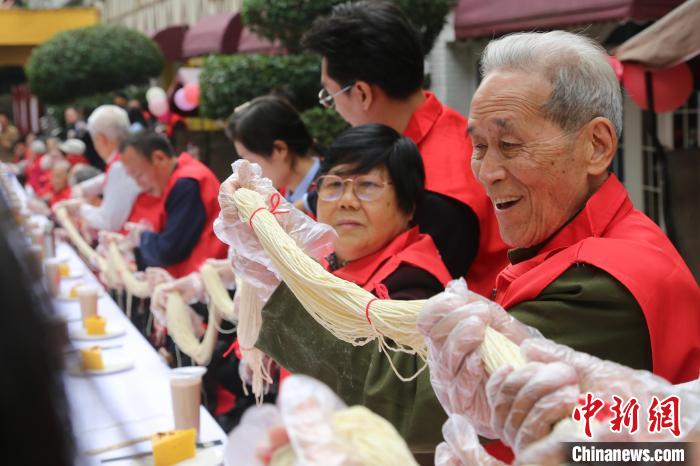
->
[[214, 159, 337, 300]]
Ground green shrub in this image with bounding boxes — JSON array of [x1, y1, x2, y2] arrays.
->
[[301, 106, 349, 148], [26, 25, 163, 105], [199, 53, 320, 120], [242, 0, 455, 54]]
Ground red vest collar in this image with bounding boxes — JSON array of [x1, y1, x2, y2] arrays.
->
[[330, 226, 424, 287], [162, 152, 193, 195], [498, 175, 633, 291], [403, 91, 443, 147], [512, 175, 631, 267]]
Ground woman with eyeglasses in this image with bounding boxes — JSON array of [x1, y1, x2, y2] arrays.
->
[[256, 124, 452, 465], [226, 95, 322, 208]]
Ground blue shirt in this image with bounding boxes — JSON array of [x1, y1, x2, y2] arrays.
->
[[136, 178, 205, 269]]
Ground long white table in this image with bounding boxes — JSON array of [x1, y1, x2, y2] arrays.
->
[[54, 242, 226, 465]]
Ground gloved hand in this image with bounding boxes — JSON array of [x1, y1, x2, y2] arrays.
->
[[417, 278, 538, 439], [435, 415, 507, 466], [150, 272, 205, 326], [145, 267, 174, 290], [214, 159, 336, 297], [123, 221, 152, 249], [487, 338, 700, 465]]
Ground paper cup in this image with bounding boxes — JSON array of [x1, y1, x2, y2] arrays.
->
[[170, 366, 207, 434], [77, 285, 99, 319], [44, 258, 62, 297]]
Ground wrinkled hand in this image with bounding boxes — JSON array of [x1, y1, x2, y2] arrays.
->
[[435, 415, 507, 466], [150, 272, 204, 326], [487, 338, 700, 465], [417, 278, 537, 438]]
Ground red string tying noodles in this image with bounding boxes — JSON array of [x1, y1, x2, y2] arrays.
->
[[364, 283, 390, 331], [248, 192, 290, 229]]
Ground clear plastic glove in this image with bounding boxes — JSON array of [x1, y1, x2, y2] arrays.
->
[[436, 415, 507, 466], [225, 375, 360, 466], [144, 267, 174, 290], [97, 230, 134, 257], [214, 159, 336, 297], [204, 257, 237, 289], [123, 221, 152, 249], [416, 278, 538, 439], [150, 272, 205, 326], [488, 338, 700, 465], [225, 404, 283, 466], [276, 375, 356, 466]]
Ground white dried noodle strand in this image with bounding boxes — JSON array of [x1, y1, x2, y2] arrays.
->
[[165, 291, 220, 366]]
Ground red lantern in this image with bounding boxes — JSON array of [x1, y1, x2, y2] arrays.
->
[[607, 56, 624, 82], [621, 62, 693, 113]]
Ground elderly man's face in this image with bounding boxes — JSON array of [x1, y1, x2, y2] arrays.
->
[[469, 70, 591, 248]]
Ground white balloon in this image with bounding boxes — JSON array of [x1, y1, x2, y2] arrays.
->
[[148, 98, 169, 117], [146, 86, 167, 103]]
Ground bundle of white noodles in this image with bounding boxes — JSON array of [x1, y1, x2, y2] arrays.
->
[[233, 188, 535, 385], [107, 242, 150, 298], [235, 281, 274, 403], [233, 188, 428, 381], [199, 263, 236, 321], [54, 207, 106, 270], [165, 290, 220, 366]]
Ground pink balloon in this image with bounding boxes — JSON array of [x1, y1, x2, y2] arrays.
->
[[183, 83, 200, 106], [174, 88, 197, 111], [148, 97, 169, 117]]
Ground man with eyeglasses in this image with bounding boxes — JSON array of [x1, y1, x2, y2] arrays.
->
[[302, 0, 508, 296]]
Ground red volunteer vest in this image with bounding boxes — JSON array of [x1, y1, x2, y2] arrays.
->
[[66, 154, 89, 166], [494, 175, 700, 384], [161, 153, 227, 278], [329, 226, 453, 294], [107, 153, 164, 233], [403, 92, 508, 297], [49, 186, 72, 207], [125, 193, 163, 232]]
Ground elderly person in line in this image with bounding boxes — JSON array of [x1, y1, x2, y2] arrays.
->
[[55, 105, 142, 233], [256, 124, 453, 464], [418, 30, 700, 462]]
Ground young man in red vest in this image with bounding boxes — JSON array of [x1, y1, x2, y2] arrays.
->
[[119, 131, 226, 278], [300, 0, 507, 295], [418, 30, 700, 463]]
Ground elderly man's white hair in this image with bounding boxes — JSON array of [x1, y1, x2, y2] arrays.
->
[[52, 159, 71, 174], [480, 30, 623, 138], [87, 105, 130, 143]]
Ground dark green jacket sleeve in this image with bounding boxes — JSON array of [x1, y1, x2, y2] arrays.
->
[[509, 263, 652, 371]]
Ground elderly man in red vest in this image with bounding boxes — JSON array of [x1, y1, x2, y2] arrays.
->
[[119, 131, 226, 278], [418, 30, 700, 462]]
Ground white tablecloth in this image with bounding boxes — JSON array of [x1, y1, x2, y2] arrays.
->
[[54, 242, 226, 465]]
